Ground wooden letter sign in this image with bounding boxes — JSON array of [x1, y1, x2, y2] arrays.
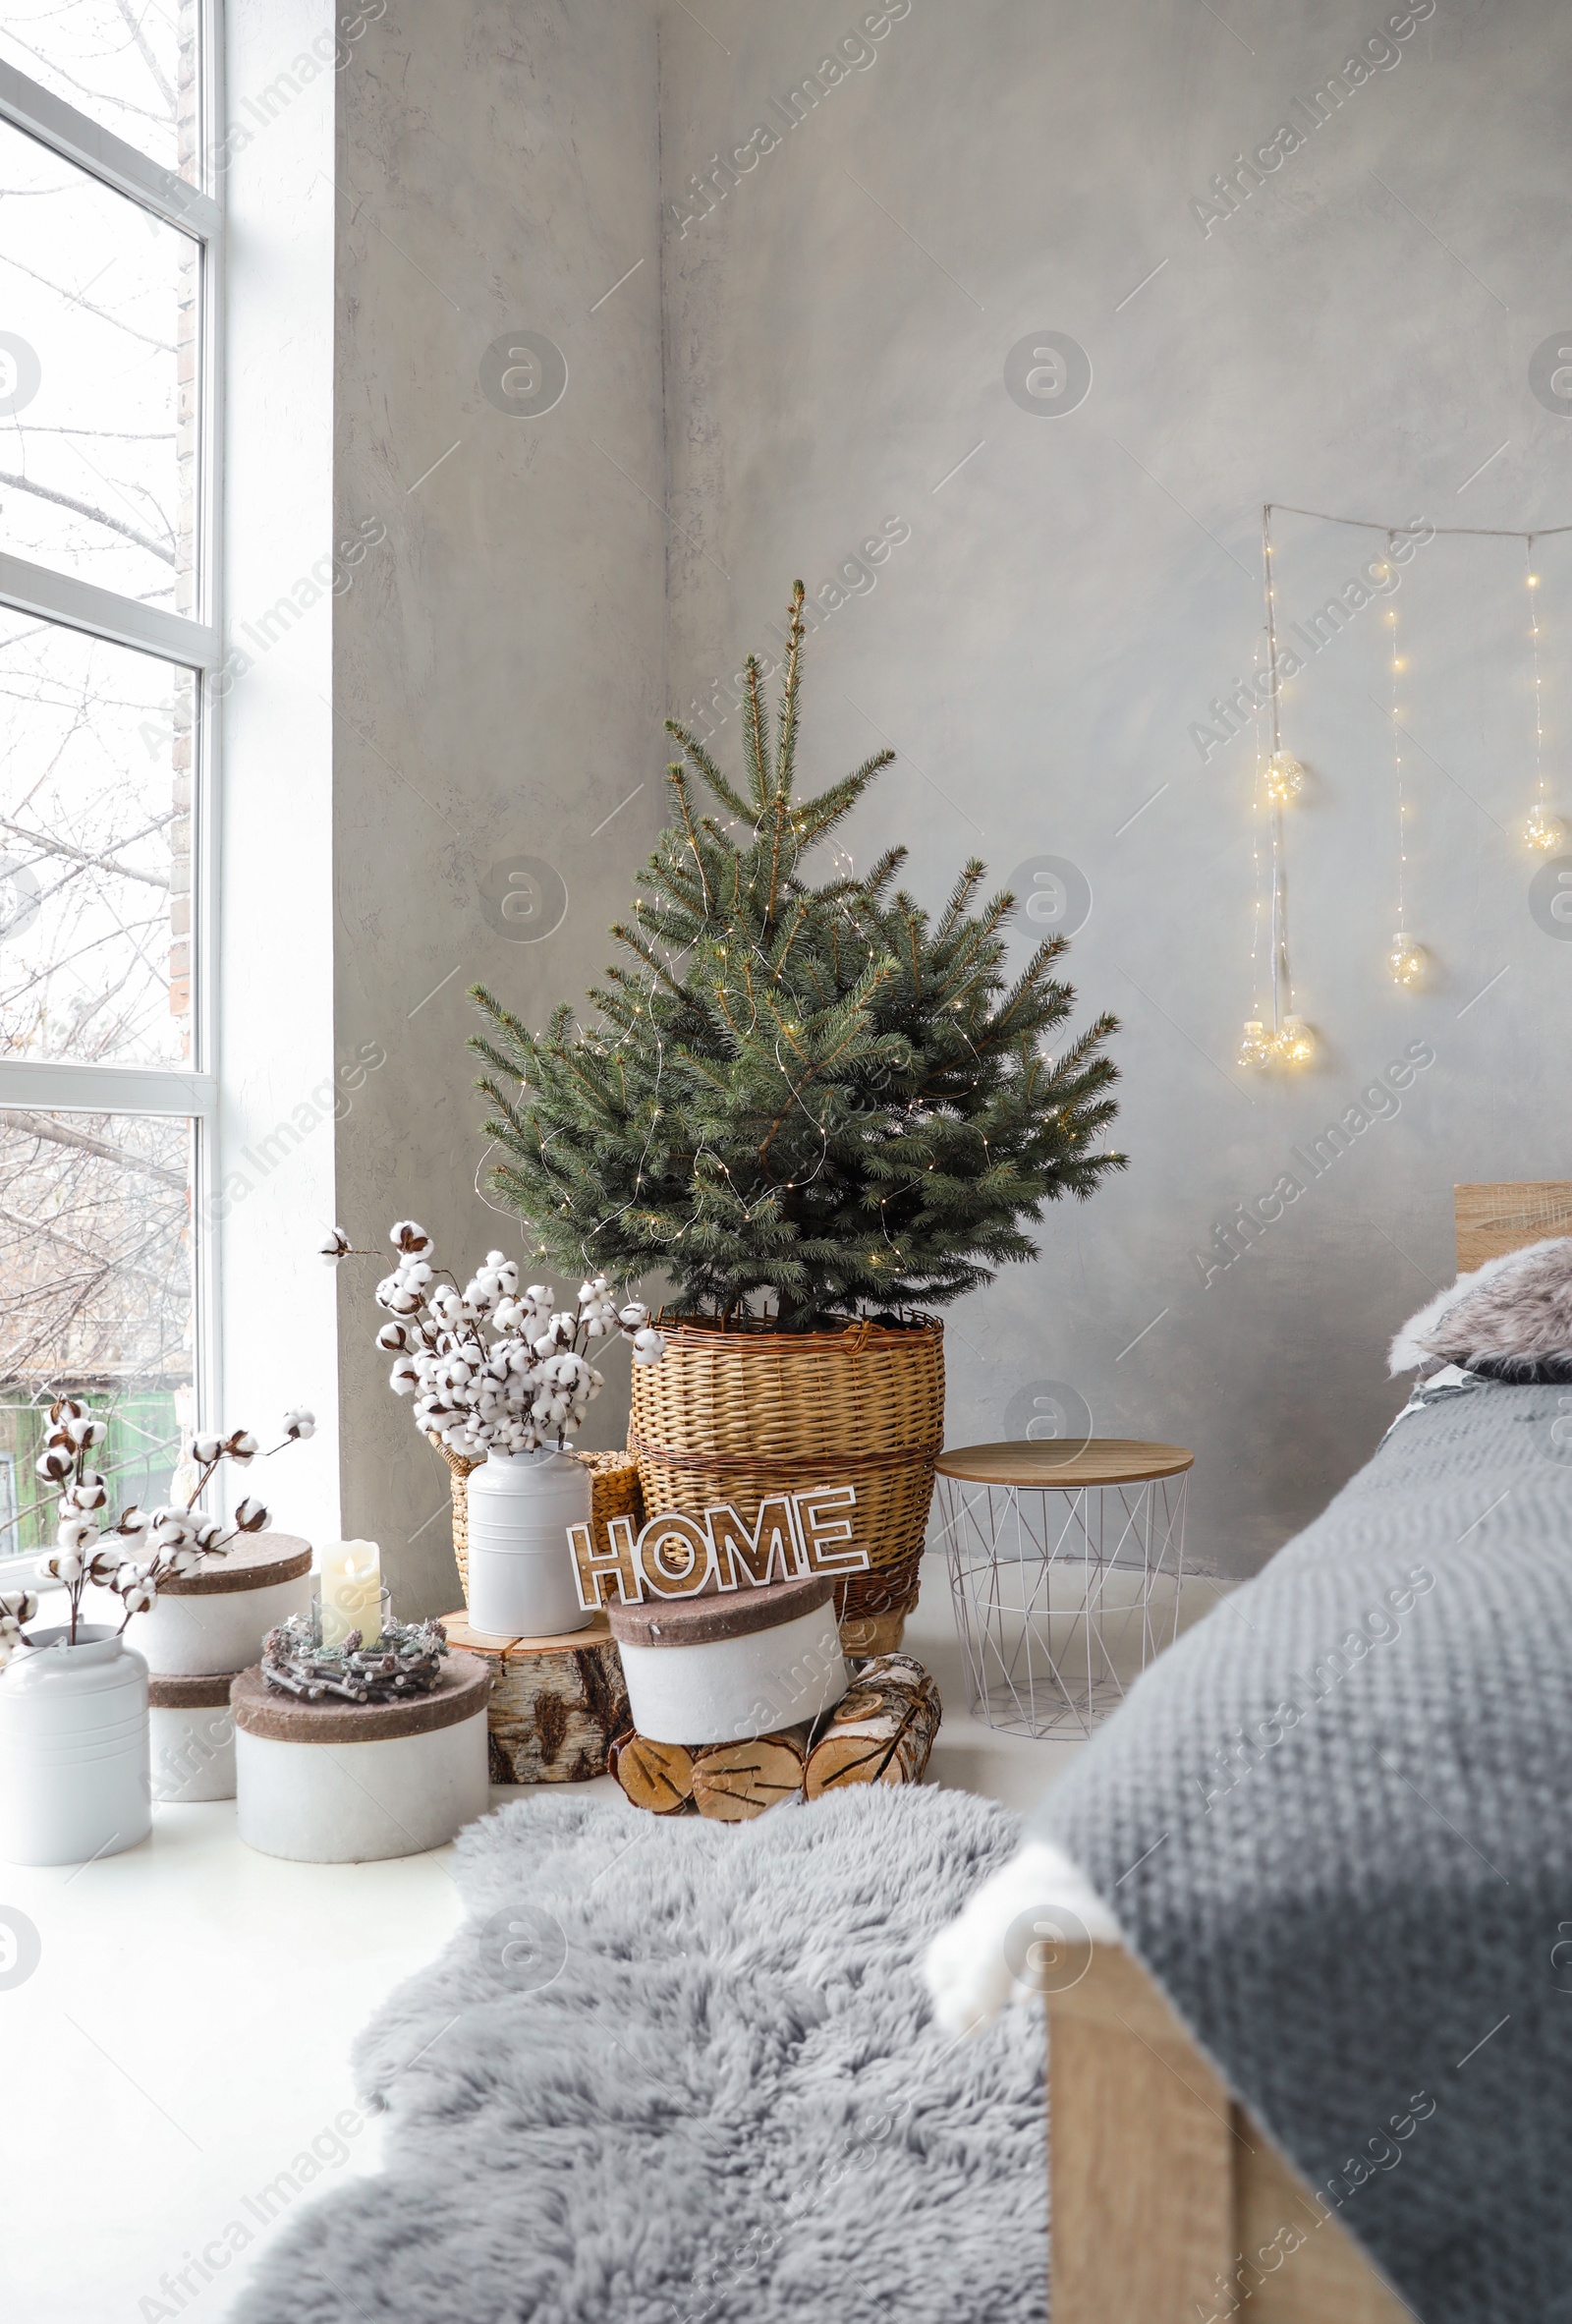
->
[[569, 1486, 870, 1612]]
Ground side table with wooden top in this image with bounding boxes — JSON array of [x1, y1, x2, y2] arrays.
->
[[933, 1439, 1193, 1738]]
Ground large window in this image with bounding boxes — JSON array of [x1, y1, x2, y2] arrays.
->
[[0, 4, 221, 1580]]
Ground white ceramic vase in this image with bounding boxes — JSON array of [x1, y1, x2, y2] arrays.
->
[[466, 1447, 592, 1639], [0, 1625, 151, 1866]]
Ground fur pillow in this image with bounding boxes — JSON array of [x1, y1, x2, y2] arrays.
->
[[1388, 1236, 1572, 1375]]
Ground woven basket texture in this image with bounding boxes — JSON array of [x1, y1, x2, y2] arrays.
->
[[627, 1316, 944, 1622]]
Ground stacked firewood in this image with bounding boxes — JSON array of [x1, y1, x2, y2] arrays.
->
[[609, 1654, 940, 1821]]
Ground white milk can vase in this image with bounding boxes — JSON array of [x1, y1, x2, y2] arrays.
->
[[466, 1448, 593, 1638], [0, 1625, 151, 1866]]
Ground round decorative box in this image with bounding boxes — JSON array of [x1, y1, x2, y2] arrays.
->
[[0, 1626, 150, 1867], [122, 1533, 313, 1675], [608, 1574, 849, 1747], [230, 1652, 491, 1863], [149, 1672, 236, 1804]]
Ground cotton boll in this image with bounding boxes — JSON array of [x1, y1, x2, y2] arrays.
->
[[619, 1303, 648, 1330], [376, 1322, 412, 1353], [190, 1432, 223, 1463], [389, 1358, 420, 1395], [225, 1430, 259, 1465], [194, 1517, 223, 1551], [120, 1580, 157, 1615], [44, 1549, 84, 1585], [390, 1219, 431, 1254], [34, 1445, 72, 1482], [56, 1515, 98, 1552], [282, 1407, 316, 1441], [233, 1498, 269, 1533]]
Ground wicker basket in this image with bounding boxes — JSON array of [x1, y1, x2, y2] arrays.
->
[[627, 1316, 944, 1641], [434, 1441, 643, 1607]]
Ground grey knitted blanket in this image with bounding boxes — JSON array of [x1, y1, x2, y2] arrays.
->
[[1032, 1376, 1571, 2324]]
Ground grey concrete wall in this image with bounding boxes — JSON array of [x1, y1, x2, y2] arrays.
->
[[330, 0, 667, 1611], [656, 0, 1572, 1573], [311, 0, 1571, 1600]]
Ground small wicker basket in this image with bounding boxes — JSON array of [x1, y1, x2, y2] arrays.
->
[[627, 1314, 944, 1646], [434, 1441, 643, 1607]]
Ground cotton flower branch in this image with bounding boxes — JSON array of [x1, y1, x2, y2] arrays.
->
[[365, 1219, 666, 1460], [4, 1389, 316, 1657]]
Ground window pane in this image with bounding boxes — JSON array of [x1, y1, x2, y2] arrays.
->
[[0, 117, 197, 609], [0, 0, 199, 183], [0, 613, 195, 1067], [0, 1107, 193, 1565]]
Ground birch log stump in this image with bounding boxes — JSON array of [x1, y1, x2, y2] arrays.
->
[[804, 1655, 940, 1795], [442, 1612, 630, 1785], [691, 1726, 810, 1821], [608, 1731, 696, 1815]]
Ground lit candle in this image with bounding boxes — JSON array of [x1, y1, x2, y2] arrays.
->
[[319, 1540, 381, 1649]]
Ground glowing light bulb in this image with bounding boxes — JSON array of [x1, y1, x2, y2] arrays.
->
[[1238, 1019, 1273, 1070], [1274, 1016, 1315, 1067], [1263, 751, 1305, 804], [1387, 932, 1425, 987]]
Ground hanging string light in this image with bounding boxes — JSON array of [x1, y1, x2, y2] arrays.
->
[[1262, 511, 1306, 806], [1382, 540, 1425, 986], [1238, 653, 1275, 1070], [1523, 538, 1562, 852], [1242, 504, 1572, 1059], [1239, 509, 1314, 1068]]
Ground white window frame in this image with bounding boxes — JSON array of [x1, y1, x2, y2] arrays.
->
[[0, 19, 225, 1584]]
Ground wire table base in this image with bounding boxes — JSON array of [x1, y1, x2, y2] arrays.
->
[[937, 1455, 1190, 1739]]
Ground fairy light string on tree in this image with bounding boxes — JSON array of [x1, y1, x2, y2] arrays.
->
[[467, 582, 1126, 1326]]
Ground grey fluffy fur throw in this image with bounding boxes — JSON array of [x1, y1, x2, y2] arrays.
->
[[228, 1788, 1046, 2324], [1389, 1233, 1572, 1374], [1032, 1376, 1572, 2324]]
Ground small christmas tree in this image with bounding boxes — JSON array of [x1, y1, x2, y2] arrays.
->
[[470, 585, 1125, 1330]]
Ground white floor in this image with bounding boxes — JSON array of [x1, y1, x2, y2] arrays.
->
[[1, 1556, 1220, 2322]]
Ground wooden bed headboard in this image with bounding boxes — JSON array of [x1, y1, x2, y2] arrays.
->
[[1455, 1180, 1572, 1271]]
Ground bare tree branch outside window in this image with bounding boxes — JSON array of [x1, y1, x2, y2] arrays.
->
[[0, 2, 199, 1563]]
